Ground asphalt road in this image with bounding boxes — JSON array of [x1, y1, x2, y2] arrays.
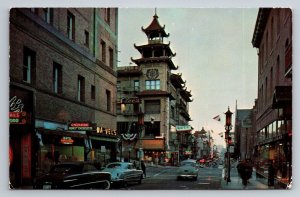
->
[[116, 165, 223, 190]]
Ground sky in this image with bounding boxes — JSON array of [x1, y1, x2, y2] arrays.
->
[[118, 8, 259, 146]]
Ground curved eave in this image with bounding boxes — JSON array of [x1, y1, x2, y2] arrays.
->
[[131, 57, 178, 70], [134, 42, 176, 57], [252, 8, 271, 48], [180, 89, 193, 102], [170, 73, 185, 88]]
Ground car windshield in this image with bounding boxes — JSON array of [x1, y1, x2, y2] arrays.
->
[[107, 163, 121, 169]]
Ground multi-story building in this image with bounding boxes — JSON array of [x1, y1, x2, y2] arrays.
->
[[9, 8, 118, 187], [233, 108, 253, 161], [251, 8, 292, 188], [116, 13, 193, 165]]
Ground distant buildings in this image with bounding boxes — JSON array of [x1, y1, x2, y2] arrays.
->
[[9, 8, 118, 187], [116, 13, 193, 165]]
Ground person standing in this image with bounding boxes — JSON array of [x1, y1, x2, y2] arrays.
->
[[141, 160, 146, 178]]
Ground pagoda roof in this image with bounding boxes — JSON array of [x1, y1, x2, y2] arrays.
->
[[134, 42, 176, 57], [131, 56, 178, 70], [180, 88, 193, 102], [170, 73, 186, 89], [142, 14, 169, 38]]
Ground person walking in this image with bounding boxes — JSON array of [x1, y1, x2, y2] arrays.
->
[[141, 160, 146, 178], [268, 160, 275, 186], [237, 160, 253, 188]]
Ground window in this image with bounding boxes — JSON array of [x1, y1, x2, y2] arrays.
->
[[105, 8, 111, 25], [84, 30, 89, 47], [277, 9, 280, 36], [77, 75, 85, 102], [30, 8, 38, 14], [276, 55, 280, 85], [109, 47, 113, 68], [101, 40, 106, 63], [91, 85, 95, 100], [53, 62, 62, 94], [145, 80, 160, 90], [106, 90, 111, 111], [144, 121, 160, 137], [44, 8, 53, 24], [134, 80, 140, 91], [23, 46, 36, 84], [145, 100, 160, 114], [67, 11, 75, 40]]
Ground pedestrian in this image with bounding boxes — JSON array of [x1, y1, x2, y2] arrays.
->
[[237, 160, 253, 188], [268, 160, 275, 186], [141, 160, 146, 178]]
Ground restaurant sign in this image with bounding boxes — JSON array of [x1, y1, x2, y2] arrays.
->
[[60, 137, 74, 145], [68, 122, 95, 131], [121, 97, 141, 104], [97, 127, 117, 136], [9, 112, 30, 124]]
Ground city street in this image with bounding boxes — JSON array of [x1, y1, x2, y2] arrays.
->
[[117, 165, 222, 190]]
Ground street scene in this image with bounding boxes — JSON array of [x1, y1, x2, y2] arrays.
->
[[8, 7, 292, 190]]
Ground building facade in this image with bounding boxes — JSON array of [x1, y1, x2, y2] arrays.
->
[[251, 8, 292, 188], [116, 13, 193, 165], [9, 8, 118, 187]]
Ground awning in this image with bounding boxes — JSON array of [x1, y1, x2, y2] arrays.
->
[[90, 136, 119, 143], [137, 139, 165, 150], [36, 127, 87, 138], [272, 86, 292, 109]]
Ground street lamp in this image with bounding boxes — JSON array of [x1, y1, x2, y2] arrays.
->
[[224, 107, 233, 183]]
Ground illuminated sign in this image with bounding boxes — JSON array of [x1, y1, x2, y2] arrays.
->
[[68, 122, 94, 131], [97, 127, 117, 136], [9, 112, 29, 124], [60, 137, 74, 145]]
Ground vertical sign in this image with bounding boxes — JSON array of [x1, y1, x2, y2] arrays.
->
[[21, 134, 31, 178]]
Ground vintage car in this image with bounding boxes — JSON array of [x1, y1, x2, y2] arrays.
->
[[101, 162, 143, 186], [33, 161, 111, 189], [176, 159, 199, 181]]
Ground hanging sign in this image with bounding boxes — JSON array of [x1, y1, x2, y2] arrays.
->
[[68, 122, 94, 131], [97, 127, 117, 136], [60, 137, 74, 145], [176, 125, 192, 132]]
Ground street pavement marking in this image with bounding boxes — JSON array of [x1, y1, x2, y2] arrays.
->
[[198, 182, 210, 185]]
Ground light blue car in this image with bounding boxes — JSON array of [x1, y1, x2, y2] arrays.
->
[[176, 159, 199, 181]]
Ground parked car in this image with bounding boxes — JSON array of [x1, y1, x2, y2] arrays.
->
[[177, 159, 199, 181], [101, 162, 143, 186], [33, 161, 111, 189]]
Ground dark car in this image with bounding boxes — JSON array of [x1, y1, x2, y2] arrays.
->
[[34, 161, 111, 189]]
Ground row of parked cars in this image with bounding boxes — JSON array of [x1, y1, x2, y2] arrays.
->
[[33, 161, 143, 189]]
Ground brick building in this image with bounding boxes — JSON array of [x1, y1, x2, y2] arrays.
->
[[251, 8, 292, 188], [9, 8, 118, 187], [116, 13, 193, 165]]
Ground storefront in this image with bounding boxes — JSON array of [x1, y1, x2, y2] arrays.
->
[[9, 85, 35, 187], [137, 139, 165, 164]]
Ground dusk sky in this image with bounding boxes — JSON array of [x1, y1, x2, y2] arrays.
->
[[118, 8, 259, 146]]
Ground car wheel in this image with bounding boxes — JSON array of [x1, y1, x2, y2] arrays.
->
[[101, 180, 111, 190], [193, 176, 198, 181], [176, 176, 181, 181]]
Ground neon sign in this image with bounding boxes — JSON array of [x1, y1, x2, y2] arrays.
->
[[60, 137, 74, 144], [68, 122, 94, 131], [9, 112, 29, 124]]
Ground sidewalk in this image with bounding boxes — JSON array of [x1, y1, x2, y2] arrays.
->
[[221, 167, 271, 190]]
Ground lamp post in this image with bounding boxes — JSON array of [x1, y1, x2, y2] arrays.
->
[[224, 107, 233, 183]]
